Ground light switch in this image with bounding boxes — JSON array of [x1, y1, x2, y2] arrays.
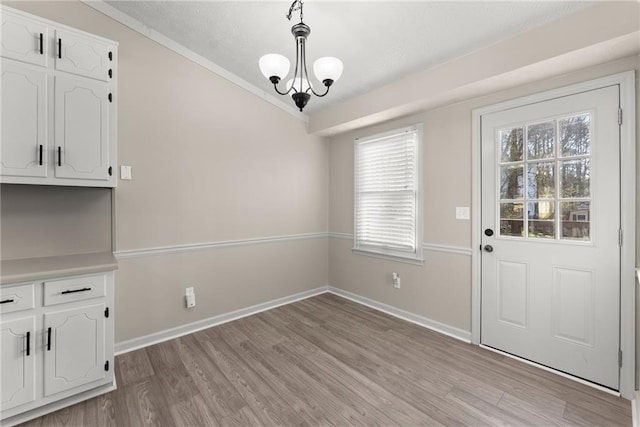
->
[[456, 207, 470, 220], [120, 165, 132, 180]]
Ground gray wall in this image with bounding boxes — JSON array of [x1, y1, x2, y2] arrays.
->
[[1, 185, 112, 260]]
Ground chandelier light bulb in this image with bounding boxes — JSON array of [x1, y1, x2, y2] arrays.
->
[[259, 54, 290, 82], [313, 57, 343, 86], [286, 77, 312, 95]]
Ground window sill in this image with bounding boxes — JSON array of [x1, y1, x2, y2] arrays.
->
[[351, 248, 424, 266]]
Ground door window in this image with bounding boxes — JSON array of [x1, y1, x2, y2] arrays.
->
[[498, 113, 591, 241]]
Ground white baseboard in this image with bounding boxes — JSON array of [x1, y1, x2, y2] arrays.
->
[[115, 285, 472, 355], [114, 286, 329, 354], [327, 287, 472, 343]]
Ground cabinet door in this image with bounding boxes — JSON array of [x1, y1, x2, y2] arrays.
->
[[0, 316, 36, 412], [1, 62, 48, 178], [44, 303, 106, 397], [1, 11, 48, 67], [55, 30, 110, 82], [54, 75, 110, 181]]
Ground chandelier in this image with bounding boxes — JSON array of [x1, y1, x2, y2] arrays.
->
[[258, 0, 343, 112]]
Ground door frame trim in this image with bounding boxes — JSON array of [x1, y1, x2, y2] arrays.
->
[[471, 71, 636, 398]]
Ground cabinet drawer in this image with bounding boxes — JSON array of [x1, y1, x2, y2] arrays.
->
[[0, 283, 35, 314], [44, 274, 106, 306]]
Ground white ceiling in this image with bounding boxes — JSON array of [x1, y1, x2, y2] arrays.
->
[[104, 1, 595, 114]]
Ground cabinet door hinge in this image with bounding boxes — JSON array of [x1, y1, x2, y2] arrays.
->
[[108, 166, 112, 177], [619, 350, 623, 367], [108, 69, 113, 79], [618, 108, 623, 126], [619, 229, 623, 247], [108, 51, 113, 61], [105, 307, 109, 318], [105, 360, 110, 371], [108, 93, 113, 103]]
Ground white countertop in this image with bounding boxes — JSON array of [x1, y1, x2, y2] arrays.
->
[[1, 252, 118, 285]]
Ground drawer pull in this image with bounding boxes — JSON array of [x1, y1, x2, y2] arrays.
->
[[26, 331, 31, 356], [61, 287, 92, 295], [47, 327, 51, 351], [0, 298, 15, 304]]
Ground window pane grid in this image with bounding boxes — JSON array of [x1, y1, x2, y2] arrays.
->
[[498, 113, 591, 241]]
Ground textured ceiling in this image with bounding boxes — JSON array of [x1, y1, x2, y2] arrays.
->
[[105, 1, 595, 114]]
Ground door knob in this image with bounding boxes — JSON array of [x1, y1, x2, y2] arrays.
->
[[484, 245, 494, 253]]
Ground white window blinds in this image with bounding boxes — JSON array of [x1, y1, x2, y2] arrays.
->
[[354, 125, 422, 261]]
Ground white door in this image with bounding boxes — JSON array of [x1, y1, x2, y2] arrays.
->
[[0, 316, 36, 411], [481, 85, 620, 389], [54, 75, 110, 181], [0, 61, 48, 178], [1, 11, 48, 67], [55, 29, 110, 82], [44, 304, 106, 396]]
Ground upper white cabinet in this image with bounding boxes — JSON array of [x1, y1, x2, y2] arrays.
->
[[0, 62, 48, 178], [55, 30, 111, 82], [55, 75, 110, 181], [0, 6, 117, 188], [0, 12, 48, 67]]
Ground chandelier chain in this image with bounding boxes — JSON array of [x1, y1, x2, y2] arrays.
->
[[286, 0, 304, 22]]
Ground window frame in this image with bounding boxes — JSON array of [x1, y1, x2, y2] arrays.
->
[[352, 123, 424, 264]]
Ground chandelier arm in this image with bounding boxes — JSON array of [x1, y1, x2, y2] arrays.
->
[[310, 85, 331, 97], [272, 82, 293, 96], [289, 37, 301, 93], [301, 39, 312, 93], [301, 41, 330, 97]]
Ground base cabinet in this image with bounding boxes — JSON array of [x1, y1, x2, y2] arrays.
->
[[44, 304, 106, 396], [0, 271, 115, 424], [0, 316, 36, 412]]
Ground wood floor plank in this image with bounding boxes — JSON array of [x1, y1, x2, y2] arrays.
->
[[173, 333, 246, 418], [200, 327, 309, 426], [116, 348, 155, 387], [217, 406, 262, 427], [122, 378, 174, 427], [169, 393, 220, 427], [17, 294, 632, 427]]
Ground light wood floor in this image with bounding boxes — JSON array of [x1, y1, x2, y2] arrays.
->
[[21, 293, 631, 426]]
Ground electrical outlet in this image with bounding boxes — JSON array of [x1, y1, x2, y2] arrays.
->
[[392, 272, 401, 289], [185, 287, 196, 308]]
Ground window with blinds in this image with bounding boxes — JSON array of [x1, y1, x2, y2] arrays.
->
[[353, 124, 423, 262]]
